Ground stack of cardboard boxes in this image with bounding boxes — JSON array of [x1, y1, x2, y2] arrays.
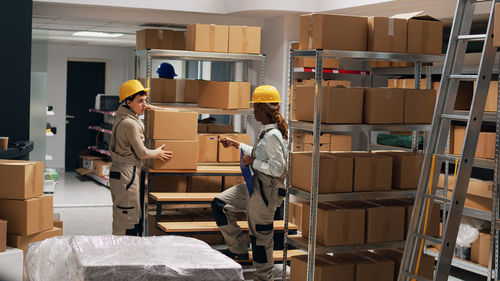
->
[[136, 29, 186, 50], [292, 132, 352, 152], [186, 24, 261, 54], [0, 160, 62, 253]]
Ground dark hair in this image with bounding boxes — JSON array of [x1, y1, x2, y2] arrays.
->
[[262, 103, 288, 140], [123, 91, 147, 108]]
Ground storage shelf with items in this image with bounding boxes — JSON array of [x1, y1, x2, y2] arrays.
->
[[284, 12, 446, 279]]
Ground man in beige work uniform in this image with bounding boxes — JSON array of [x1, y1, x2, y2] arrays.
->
[[109, 80, 172, 235]]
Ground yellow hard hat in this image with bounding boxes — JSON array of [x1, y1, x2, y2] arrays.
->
[[250, 85, 281, 103], [119, 80, 150, 102]]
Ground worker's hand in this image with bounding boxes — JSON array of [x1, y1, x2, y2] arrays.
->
[[155, 144, 173, 162], [242, 155, 255, 166], [220, 137, 240, 149], [145, 104, 165, 111]]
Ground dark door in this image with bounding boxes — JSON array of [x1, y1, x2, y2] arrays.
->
[[65, 61, 105, 171]]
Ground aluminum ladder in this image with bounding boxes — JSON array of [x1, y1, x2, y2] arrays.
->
[[398, 0, 499, 280]]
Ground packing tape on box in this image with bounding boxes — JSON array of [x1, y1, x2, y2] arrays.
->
[[308, 15, 313, 49], [388, 17, 395, 36], [242, 26, 248, 53], [209, 24, 216, 52]]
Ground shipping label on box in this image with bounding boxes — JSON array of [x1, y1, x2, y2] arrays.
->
[[146, 140, 199, 170], [228, 26, 261, 54], [145, 109, 198, 140], [198, 81, 251, 109], [218, 134, 251, 162], [299, 14, 367, 51], [198, 134, 218, 162], [367, 17, 407, 53], [404, 89, 436, 124], [0, 160, 44, 200], [186, 24, 229, 53], [363, 88, 404, 124], [0, 195, 53, 235], [93, 161, 111, 177]]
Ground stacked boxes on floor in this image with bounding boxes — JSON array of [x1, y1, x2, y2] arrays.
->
[[0, 160, 62, 253]]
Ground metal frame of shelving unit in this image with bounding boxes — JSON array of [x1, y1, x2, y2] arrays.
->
[[282, 49, 445, 281], [134, 49, 267, 237]]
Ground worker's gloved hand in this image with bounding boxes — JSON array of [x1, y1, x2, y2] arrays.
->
[[155, 144, 173, 162], [220, 137, 240, 149]]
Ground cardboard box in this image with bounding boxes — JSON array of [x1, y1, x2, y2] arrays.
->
[[299, 14, 367, 51], [186, 24, 229, 53], [334, 252, 394, 281], [93, 161, 111, 177], [145, 109, 198, 140], [184, 79, 200, 103], [367, 17, 407, 53], [218, 134, 251, 162], [375, 249, 434, 280], [53, 220, 63, 230], [352, 153, 393, 192], [0, 160, 44, 200], [198, 134, 218, 162], [207, 124, 234, 133], [290, 254, 355, 281], [294, 57, 340, 69], [452, 126, 496, 159], [288, 202, 303, 232], [7, 227, 62, 253], [292, 132, 330, 144], [495, 4, 500, 47], [404, 89, 436, 124], [197, 124, 208, 133], [364, 88, 404, 124], [228, 26, 261, 54], [471, 232, 490, 266], [294, 86, 364, 124], [484, 80, 499, 112], [136, 29, 174, 50], [147, 78, 166, 103], [330, 135, 352, 151], [224, 176, 244, 189], [146, 140, 199, 170], [291, 152, 353, 193], [370, 60, 392, 68], [407, 15, 443, 55], [0, 196, 53, 235], [150, 176, 188, 192], [173, 30, 186, 50], [388, 78, 427, 89], [198, 81, 251, 109], [0, 220, 6, 252], [364, 201, 405, 243], [188, 176, 222, 192], [164, 79, 186, 103], [375, 151, 423, 189], [302, 143, 330, 152], [301, 202, 365, 246], [438, 174, 493, 199]]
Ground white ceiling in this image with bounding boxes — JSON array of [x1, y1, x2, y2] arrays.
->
[[32, 0, 494, 47]]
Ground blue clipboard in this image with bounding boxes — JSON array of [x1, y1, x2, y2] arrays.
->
[[240, 149, 253, 195]]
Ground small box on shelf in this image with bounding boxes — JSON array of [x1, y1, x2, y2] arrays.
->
[[186, 24, 229, 53], [403, 89, 436, 124], [198, 81, 251, 109], [367, 17, 407, 53], [363, 88, 404, 124], [228, 26, 261, 54]]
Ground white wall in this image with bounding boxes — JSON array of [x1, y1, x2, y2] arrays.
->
[[44, 43, 135, 168]]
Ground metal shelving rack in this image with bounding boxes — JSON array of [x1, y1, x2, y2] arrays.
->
[[134, 49, 266, 236], [282, 49, 445, 281]]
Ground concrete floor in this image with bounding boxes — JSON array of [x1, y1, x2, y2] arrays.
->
[[52, 171, 488, 281]]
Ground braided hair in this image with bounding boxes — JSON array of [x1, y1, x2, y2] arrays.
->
[[263, 103, 288, 140]]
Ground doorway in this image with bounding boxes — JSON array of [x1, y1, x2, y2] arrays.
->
[[65, 61, 105, 171]]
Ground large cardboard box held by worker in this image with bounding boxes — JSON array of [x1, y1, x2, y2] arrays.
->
[[145, 109, 198, 140], [0, 160, 44, 200], [452, 126, 496, 159], [294, 86, 363, 124], [290, 254, 355, 281], [299, 14, 367, 51], [471, 232, 490, 267], [363, 88, 404, 124], [146, 140, 199, 170], [198, 81, 251, 109], [350, 153, 393, 192], [407, 15, 443, 55], [367, 17, 407, 53], [0, 196, 53, 235], [186, 24, 229, 52], [218, 134, 251, 162], [7, 227, 62, 253], [228, 26, 261, 54], [291, 152, 353, 193], [197, 134, 218, 162], [404, 89, 436, 124], [302, 202, 365, 246], [374, 151, 423, 189]]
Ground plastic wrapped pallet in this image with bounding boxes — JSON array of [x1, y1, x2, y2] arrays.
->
[[24, 235, 243, 281]]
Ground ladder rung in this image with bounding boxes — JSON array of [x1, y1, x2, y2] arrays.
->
[[422, 193, 452, 203], [449, 74, 478, 80], [434, 154, 460, 162], [412, 233, 443, 245], [457, 34, 486, 41], [441, 113, 470, 121], [403, 271, 434, 281]]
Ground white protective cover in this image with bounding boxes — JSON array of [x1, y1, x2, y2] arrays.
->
[[24, 235, 243, 281]]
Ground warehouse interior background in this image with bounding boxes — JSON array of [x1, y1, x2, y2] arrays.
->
[[1, 1, 499, 281]]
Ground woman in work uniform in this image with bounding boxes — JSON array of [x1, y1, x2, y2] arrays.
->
[[109, 79, 172, 236], [211, 85, 288, 281]]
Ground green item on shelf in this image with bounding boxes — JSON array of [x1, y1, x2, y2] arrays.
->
[[377, 134, 423, 149], [45, 168, 59, 181]]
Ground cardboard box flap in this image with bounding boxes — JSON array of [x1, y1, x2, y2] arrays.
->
[[392, 11, 440, 21]]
